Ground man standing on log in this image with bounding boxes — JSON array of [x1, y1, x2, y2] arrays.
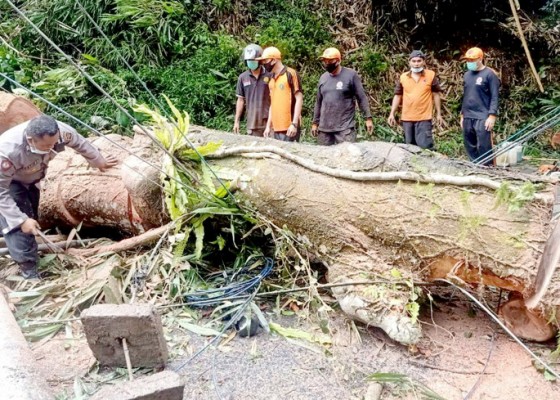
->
[[460, 47, 500, 166], [311, 47, 373, 145], [387, 50, 444, 149], [233, 44, 271, 137], [257, 47, 303, 142], [0, 115, 118, 279]]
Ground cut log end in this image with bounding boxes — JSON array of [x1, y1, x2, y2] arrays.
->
[[500, 298, 556, 342]]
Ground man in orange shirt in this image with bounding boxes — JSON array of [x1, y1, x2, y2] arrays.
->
[[388, 50, 444, 149], [256, 47, 303, 142]]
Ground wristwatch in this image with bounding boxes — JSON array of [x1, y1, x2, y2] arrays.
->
[[290, 122, 297, 127]]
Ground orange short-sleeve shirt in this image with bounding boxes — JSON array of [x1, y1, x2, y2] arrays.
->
[[268, 67, 302, 132]]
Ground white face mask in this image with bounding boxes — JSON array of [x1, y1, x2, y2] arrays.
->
[[26, 136, 52, 155], [411, 66, 424, 73]]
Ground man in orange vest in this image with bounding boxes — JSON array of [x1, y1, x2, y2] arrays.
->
[[256, 47, 303, 142], [388, 50, 444, 149]]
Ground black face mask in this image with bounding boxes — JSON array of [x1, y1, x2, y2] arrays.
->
[[263, 61, 275, 72], [322, 61, 339, 73]]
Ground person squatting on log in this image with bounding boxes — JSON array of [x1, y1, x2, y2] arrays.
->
[[460, 47, 501, 166], [233, 44, 271, 137], [0, 115, 118, 279], [311, 47, 373, 145], [257, 47, 304, 142], [387, 50, 444, 150]]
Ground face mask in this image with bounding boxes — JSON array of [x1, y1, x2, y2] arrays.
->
[[263, 61, 275, 72], [411, 66, 424, 73], [466, 61, 478, 71], [27, 137, 51, 155], [246, 60, 259, 70], [322, 61, 339, 73]]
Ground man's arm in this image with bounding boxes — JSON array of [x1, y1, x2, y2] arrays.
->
[[486, 71, 500, 131], [58, 122, 116, 170], [387, 77, 403, 126], [433, 92, 444, 127], [234, 96, 245, 134], [311, 87, 323, 137], [353, 73, 372, 120], [287, 91, 303, 138], [387, 95, 402, 126]]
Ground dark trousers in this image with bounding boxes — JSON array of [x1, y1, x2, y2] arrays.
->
[[274, 129, 300, 142], [402, 120, 434, 149], [0, 181, 39, 272], [463, 118, 493, 166], [317, 127, 356, 146]]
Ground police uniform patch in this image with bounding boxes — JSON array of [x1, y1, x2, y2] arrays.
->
[[1, 159, 13, 172], [62, 130, 73, 143]]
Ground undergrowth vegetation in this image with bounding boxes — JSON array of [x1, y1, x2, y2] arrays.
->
[[0, 0, 559, 158]]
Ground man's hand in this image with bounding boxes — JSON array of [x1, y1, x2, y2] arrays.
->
[[387, 114, 397, 126], [436, 114, 445, 128], [460, 114, 464, 129], [365, 118, 374, 134], [311, 123, 318, 137], [21, 218, 40, 235], [485, 115, 497, 132], [287, 124, 297, 138], [99, 154, 119, 172], [233, 121, 240, 134], [263, 126, 272, 138]]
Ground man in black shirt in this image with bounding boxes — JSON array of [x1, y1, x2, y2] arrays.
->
[[234, 44, 271, 137], [312, 47, 373, 145], [460, 47, 500, 166]]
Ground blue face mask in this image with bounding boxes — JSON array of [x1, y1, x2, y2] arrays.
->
[[246, 60, 259, 71], [466, 61, 478, 71]]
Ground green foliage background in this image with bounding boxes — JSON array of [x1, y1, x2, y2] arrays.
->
[[0, 0, 559, 158]]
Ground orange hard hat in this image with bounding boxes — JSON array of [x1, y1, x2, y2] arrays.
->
[[461, 47, 484, 60], [319, 47, 341, 60], [255, 47, 282, 60]]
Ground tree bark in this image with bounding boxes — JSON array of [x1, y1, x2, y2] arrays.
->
[[39, 126, 560, 344]]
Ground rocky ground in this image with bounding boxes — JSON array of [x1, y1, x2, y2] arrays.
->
[[32, 288, 559, 400]]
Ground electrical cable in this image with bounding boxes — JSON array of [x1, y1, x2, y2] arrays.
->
[[0, 71, 187, 194], [3, 0, 205, 187], [474, 106, 560, 165], [74, 0, 237, 202], [436, 279, 560, 380], [475, 110, 560, 165], [183, 257, 274, 307], [172, 286, 258, 372]]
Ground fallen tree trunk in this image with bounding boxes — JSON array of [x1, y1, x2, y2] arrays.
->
[[39, 126, 560, 344]]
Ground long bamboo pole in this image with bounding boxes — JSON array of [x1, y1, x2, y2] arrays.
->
[[508, 0, 544, 92]]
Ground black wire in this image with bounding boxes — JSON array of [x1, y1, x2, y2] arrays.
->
[[3, 0, 208, 188], [0, 71, 186, 194], [183, 257, 274, 307], [76, 0, 237, 203]]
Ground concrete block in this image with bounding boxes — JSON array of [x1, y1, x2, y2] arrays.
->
[[81, 304, 168, 367], [90, 370, 184, 400]]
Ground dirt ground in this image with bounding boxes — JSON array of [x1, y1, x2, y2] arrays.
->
[[31, 291, 560, 400]]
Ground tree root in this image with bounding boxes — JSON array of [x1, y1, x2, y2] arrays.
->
[[207, 145, 553, 202], [67, 224, 172, 257]]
